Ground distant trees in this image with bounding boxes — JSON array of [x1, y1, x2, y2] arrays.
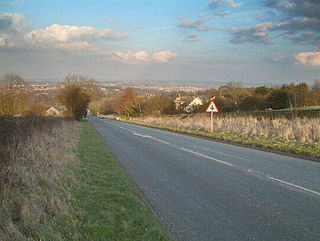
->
[[55, 75, 92, 120], [0, 73, 31, 116], [197, 81, 320, 113], [216, 82, 253, 112]]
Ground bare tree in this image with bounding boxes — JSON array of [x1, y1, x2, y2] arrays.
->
[[312, 79, 320, 90], [0, 73, 31, 116]]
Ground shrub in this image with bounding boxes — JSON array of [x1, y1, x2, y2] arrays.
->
[[56, 84, 90, 120]]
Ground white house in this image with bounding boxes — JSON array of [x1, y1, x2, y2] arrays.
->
[[46, 107, 63, 116], [185, 96, 206, 113]]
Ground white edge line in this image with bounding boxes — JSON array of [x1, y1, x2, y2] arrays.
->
[[267, 176, 320, 197]]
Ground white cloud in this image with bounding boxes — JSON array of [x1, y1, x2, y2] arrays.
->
[[19, 23, 133, 57], [1, 12, 177, 66], [24, 24, 129, 44], [151, 51, 178, 63], [294, 52, 320, 66], [133, 51, 150, 62], [113, 50, 178, 63], [114, 51, 134, 61]]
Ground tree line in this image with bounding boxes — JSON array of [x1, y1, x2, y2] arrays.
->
[[1, 73, 319, 120], [98, 80, 320, 117], [0, 73, 102, 120], [203, 81, 320, 113]]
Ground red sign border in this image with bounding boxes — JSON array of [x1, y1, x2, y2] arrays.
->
[[206, 100, 219, 113]]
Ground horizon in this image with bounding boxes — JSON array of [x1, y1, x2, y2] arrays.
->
[[1, 0, 320, 86], [27, 78, 317, 90]]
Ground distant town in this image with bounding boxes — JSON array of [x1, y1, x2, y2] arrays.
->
[[30, 80, 218, 96]]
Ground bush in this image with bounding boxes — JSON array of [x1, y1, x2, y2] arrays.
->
[[56, 85, 90, 120]]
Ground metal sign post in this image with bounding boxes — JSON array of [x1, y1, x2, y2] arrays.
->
[[206, 99, 219, 132], [211, 111, 213, 132]]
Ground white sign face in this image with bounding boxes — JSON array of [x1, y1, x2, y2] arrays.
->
[[206, 100, 219, 113]]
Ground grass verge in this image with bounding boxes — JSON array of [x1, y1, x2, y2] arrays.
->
[[125, 120, 320, 160], [0, 116, 80, 240], [62, 120, 172, 240]]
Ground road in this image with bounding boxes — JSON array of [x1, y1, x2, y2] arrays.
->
[[89, 116, 320, 241]]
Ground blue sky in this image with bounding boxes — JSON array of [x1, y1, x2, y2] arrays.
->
[[0, 0, 320, 86]]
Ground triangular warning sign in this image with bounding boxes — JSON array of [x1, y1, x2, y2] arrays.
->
[[206, 100, 219, 113]]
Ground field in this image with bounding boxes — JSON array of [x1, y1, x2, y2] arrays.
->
[[127, 114, 320, 159]]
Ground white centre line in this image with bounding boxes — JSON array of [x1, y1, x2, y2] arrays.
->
[[267, 176, 320, 197], [181, 148, 234, 167]]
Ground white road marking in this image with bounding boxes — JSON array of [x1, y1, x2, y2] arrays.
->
[[201, 146, 252, 162], [132, 132, 152, 138], [106, 120, 320, 197], [151, 137, 171, 145], [180, 148, 234, 167], [267, 176, 320, 197], [133, 132, 171, 145]]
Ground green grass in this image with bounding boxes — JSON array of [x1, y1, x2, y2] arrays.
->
[[126, 120, 320, 160], [60, 120, 172, 241]]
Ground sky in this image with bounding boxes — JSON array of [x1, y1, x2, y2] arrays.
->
[[0, 0, 320, 86]]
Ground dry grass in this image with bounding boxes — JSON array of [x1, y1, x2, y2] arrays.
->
[[132, 114, 320, 144], [0, 116, 81, 240]]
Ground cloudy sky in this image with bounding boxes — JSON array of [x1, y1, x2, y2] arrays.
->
[[0, 0, 319, 86]]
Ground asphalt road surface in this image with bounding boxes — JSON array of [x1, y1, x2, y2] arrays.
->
[[89, 116, 320, 241]]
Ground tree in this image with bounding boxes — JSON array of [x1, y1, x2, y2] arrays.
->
[[281, 82, 309, 108], [0, 73, 31, 116], [141, 94, 175, 116], [310, 80, 320, 106], [312, 79, 320, 90], [55, 75, 92, 120], [254, 86, 271, 96], [113, 88, 137, 117], [239, 96, 266, 111], [267, 89, 288, 109]]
